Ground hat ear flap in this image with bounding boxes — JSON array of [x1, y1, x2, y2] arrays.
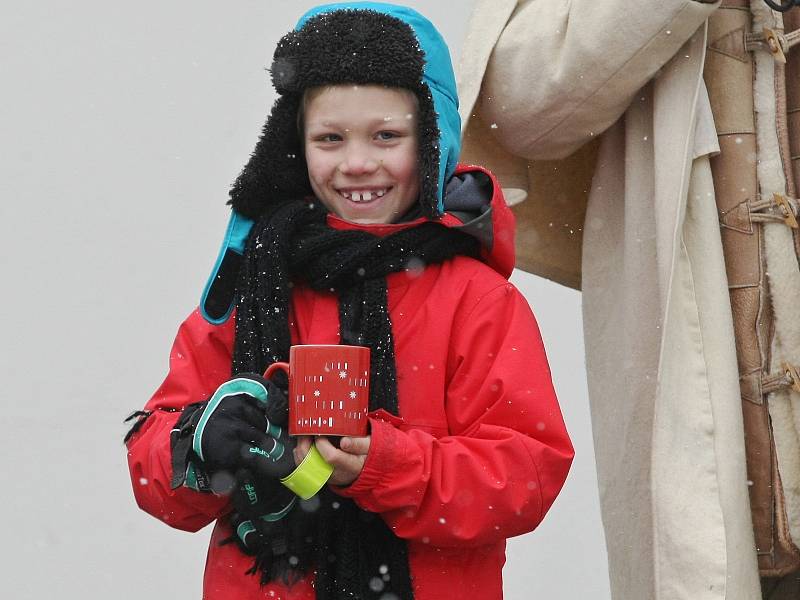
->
[[228, 94, 310, 220], [416, 82, 442, 218]]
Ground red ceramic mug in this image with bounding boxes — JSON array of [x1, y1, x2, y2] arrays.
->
[[264, 344, 371, 437]]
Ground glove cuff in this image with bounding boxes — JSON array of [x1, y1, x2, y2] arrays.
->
[[170, 402, 207, 490], [280, 443, 333, 500]]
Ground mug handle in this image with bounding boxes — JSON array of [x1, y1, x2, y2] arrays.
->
[[264, 361, 290, 380]]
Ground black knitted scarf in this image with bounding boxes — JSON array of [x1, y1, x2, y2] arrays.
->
[[231, 199, 479, 599]]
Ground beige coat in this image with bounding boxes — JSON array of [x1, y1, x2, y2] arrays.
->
[[458, 1, 761, 598]]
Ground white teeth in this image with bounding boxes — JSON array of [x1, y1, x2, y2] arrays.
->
[[340, 188, 388, 202]]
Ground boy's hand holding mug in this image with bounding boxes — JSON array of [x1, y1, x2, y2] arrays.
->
[[294, 434, 371, 487], [264, 344, 373, 487]]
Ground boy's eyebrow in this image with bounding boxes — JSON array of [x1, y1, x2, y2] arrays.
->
[[306, 114, 416, 130]]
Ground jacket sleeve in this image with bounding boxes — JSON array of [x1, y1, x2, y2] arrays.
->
[[336, 283, 574, 547], [126, 309, 235, 532], [461, 0, 719, 159]]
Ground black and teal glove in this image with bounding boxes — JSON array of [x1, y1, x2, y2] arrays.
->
[[170, 374, 295, 494], [229, 467, 297, 553]]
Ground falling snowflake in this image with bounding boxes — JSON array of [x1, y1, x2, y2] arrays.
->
[[369, 577, 385, 593], [339, 371, 347, 379], [350, 391, 357, 399], [314, 390, 321, 397]]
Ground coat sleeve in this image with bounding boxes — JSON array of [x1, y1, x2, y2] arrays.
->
[[336, 283, 574, 547], [126, 309, 235, 532], [461, 0, 719, 159]]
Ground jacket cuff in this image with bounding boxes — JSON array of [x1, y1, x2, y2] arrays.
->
[[334, 416, 399, 500]]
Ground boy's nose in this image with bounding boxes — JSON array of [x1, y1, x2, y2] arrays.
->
[[339, 146, 379, 175]]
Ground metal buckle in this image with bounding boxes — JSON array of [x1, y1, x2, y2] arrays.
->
[[773, 193, 799, 228]]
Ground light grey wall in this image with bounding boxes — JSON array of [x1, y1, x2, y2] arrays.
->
[[1, 2, 609, 597]]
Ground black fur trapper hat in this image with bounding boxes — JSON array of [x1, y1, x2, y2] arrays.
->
[[228, 3, 462, 221]]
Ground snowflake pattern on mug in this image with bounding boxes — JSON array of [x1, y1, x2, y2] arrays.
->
[[292, 349, 370, 435]]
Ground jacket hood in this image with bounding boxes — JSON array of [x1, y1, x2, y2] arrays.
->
[[436, 165, 515, 279], [228, 2, 461, 221]]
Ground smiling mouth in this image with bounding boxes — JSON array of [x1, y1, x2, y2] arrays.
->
[[337, 187, 391, 202]]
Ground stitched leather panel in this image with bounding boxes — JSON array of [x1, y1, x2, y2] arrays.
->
[[743, 399, 775, 559], [705, 4, 755, 135], [729, 287, 762, 387]]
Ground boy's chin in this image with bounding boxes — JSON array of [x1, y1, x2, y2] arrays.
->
[[327, 204, 396, 225], [339, 215, 393, 225], [322, 198, 421, 226]]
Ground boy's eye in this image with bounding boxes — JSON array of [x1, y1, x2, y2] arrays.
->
[[316, 133, 342, 143], [376, 131, 398, 141]]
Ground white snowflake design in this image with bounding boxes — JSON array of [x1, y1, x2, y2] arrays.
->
[[314, 390, 321, 397], [339, 371, 347, 379], [349, 391, 357, 399]]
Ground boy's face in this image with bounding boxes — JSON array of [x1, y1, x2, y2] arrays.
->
[[303, 85, 420, 225]]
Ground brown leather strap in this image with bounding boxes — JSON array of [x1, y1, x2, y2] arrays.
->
[[784, 7, 800, 257], [760, 5, 800, 578], [749, 193, 800, 227], [762, 364, 800, 395], [745, 26, 800, 61], [706, 3, 800, 578]]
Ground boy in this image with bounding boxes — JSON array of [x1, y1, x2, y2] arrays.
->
[[125, 4, 573, 599]]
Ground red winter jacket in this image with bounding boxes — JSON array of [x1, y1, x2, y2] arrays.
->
[[126, 165, 574, 599]]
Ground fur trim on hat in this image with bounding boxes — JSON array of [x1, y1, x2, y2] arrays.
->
[[229, 8, 441, 220]]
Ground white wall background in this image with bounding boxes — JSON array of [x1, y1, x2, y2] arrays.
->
[[1, 2, 610, 597]]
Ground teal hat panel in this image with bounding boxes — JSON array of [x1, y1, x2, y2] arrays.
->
[[199, 211, 254, 324]]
